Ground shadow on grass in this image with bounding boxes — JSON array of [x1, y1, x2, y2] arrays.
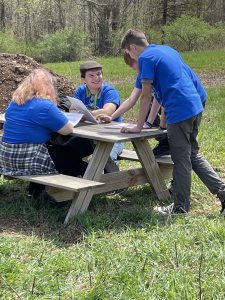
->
[[0, 178, 206, 246]]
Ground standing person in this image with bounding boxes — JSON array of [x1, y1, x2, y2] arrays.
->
[[119, 28, 225, 215], [69, 61, 124, 167], [123, 52, 170, 156], [0, 68, 88, 200]]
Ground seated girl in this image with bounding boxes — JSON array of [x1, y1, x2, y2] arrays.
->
[[0, 68, 88, 200]]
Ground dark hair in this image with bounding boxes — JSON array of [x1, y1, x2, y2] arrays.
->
[[80, 67, 102, 78], [121, 29, 147, 49], [80, 61, 102, 78]]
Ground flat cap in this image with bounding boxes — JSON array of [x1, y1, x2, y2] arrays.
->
[[80, 61, 102, 72]]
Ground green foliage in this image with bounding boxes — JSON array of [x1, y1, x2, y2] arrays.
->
[[0, 29, 24, 54], [34, 28, 91, 63], [163, 15, 225, 51]]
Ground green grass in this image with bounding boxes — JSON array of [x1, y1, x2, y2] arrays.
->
[[1, 52, 225, 299], [181, 50, 225, 72]]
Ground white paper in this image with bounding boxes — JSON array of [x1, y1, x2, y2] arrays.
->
[[67, 96, 98, 124], [63, 112, 84, 127], [104, 123, 135, 129]]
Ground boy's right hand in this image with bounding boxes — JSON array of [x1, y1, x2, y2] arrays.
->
[[96, 114, 112, 123]]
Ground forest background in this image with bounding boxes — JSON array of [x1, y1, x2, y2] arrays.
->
[[1, 0, 225, 63]]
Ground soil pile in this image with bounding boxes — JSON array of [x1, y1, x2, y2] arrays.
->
[[0, 53, 75, 113]]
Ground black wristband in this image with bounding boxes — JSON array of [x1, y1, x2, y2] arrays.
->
[[160, 126, 167, 130], [145, 121, 153, 128]]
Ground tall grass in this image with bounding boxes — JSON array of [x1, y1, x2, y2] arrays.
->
[[1, 52, 225, 299]]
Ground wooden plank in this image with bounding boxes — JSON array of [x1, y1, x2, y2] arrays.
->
[[12, 174, 104, 192], [71, 122, 167, 143], [118, 149, 173, 165], [132, 139, 170, 200], [64, 141, 113, 224], [94, 164, 172, 194]]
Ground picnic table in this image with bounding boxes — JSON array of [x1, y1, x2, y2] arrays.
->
[[0, 114, 172, 224], [62, 122, 172, 223]]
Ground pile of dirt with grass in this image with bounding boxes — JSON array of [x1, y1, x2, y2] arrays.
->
[[0, 53, 75, 113]]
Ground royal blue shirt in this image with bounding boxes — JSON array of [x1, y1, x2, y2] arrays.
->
[[3, 98, 68, 144], [74, 82, 122, 122], [138, 44, 204, 124], [136, 66, 207, 104], [135, 73, 142, 89]]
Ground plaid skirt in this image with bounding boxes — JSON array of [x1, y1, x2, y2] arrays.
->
[[0, 141, 57, 176]]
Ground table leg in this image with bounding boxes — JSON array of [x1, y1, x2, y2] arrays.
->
[[64, 141, 113, 224], [132, 139, 170, 200]]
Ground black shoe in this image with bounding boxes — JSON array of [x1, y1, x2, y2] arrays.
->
[[221, 200, 225, 216], [153, 140, 170, 157], [27, 182, 45, 199], [41, 191, 68, 208]]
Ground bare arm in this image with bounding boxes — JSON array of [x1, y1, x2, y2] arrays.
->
[[111, 87, 141, 120], [96, 88, 141, 123], [159, 107, 167, 128], [143, 98, 161, 127], [57, 121, 74, 135], [121, 83, 152, 133], [91, 102, 117, 117]]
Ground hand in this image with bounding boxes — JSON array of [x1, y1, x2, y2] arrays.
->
[[96, 114, 112, 123], [121, 125, 141, 134]]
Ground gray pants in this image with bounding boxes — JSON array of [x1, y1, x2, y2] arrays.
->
[[167, 112, 225, 211]]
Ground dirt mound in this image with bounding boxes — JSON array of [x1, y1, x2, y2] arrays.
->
[[0, 53, 75, 113]]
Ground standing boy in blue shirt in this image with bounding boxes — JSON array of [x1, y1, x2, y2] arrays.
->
[[120, 29, 225, 215]]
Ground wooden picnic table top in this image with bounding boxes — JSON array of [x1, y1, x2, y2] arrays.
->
[[72, 122, 167, 143], [0, 113, 167, 143]]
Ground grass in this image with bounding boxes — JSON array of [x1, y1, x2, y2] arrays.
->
[[1, 52, 225, 299]]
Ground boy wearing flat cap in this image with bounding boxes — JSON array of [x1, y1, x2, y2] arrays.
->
[[74, 61, 123, 166]]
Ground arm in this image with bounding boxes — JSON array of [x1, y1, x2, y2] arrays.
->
[[121, 83, 152, 133], [96, 87, 141, 123], [143, 97, 161, 128], [159, 107, 167, 129], [111, 87, 141, 120], [57, 121, 74, 135], [91, 102, 117, 117]]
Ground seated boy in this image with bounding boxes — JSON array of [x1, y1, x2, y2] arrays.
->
[[60, 61, 124, 169]]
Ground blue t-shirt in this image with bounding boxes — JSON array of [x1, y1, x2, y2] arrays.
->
[[3, 98, 68, 144], [135, 73, 142, 89], [74, 82, 122, 122], [138, 44, 204, 124], [184, 64, 207, 104], [136, 66, 207, 104]]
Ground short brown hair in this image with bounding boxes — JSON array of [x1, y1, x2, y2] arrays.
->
[[121, 29, 147, 49]]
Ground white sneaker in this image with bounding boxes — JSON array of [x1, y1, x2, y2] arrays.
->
[[154, 203, 187, 215], [154, 203, 174, 215]]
